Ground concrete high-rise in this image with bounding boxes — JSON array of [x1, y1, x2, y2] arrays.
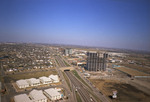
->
[[65, 48, 72, 56], [86, 51, 108, 71]]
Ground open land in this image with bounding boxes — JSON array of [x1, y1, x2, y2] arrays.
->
[[3, 70, 57, 83], [120, 63, 150, 74], [89, 79, 150, 102], [115, 67, 150, 77]]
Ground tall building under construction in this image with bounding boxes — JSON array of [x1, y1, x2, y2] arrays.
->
[[86, 51, 108, 71]]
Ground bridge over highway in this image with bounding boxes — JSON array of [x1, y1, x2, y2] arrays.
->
[[59, 67, 75, 71]]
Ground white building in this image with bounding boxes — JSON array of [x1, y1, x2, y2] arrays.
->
[[26, 78, 40, 86], [39, 76, 52, 84], [49, 75, 59, 83], [65, 48, 72, 56], [84, 73, 90, 78], [44, 88, 62, 101], [16, 79, 29, 89], [29, 89, 47, 102], [14, 94, 32, 102]]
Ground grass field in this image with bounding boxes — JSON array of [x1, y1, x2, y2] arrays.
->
[[75, 91, 82, 102], [89, 79, 150, 102], [115, 67, 150, 77], [55, 59, 59, 66], [3, 70, 57, 83], [72, 70, 92, 90], [63, 60, 70, 67]]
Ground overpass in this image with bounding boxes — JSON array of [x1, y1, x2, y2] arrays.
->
[[59, 67, 75, 71]]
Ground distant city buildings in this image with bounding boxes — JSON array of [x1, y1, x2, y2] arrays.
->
[[65, 48, 72, 56], [86, 51, 108, 71]]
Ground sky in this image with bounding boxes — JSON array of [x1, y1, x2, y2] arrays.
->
[[0, 0, 150, 51]]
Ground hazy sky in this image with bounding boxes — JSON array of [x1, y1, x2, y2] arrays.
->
[[0, 0, 150, 51]]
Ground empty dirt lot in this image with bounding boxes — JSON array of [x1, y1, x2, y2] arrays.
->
[[89, 79, 150, 102]]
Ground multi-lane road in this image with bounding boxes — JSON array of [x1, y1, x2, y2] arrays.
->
[[65, 71, 97, 102], [65, 70, 111, 102], [55, 54, 110, 102], [55, 55, 69, 67]]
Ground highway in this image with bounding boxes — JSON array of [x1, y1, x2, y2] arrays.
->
[[54, 58, 76, 102], [55, 55, 69, 67], [65, 71, 96, 102], [76, 69, 110, 102]]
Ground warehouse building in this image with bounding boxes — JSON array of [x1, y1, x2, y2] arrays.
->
[[49, 75, 59, 83], [26, 78, 40, 86], [16, 79, 29, 88], [29, 89, 47, 102], [14, 94, 32, 102], [44, 88, 62, 101], [39, 76, 52, 84]]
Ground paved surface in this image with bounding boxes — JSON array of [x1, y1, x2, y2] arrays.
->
[[55, 58, 75, 102], [55, 56, 68, 67], [65, 71, 96, 102], [55, 55, 109, 102], [76, 69, 111, 102], [1, 54, 109, 102]]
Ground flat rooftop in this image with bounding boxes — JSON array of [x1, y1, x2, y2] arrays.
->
[[14, 94, 32, 102]]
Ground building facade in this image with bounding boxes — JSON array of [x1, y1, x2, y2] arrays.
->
[[65, 48, 72, 56], [49, 75, 59, 83], [86, 51, 108, 71], [14, 94, 32, 102], [29, 89, 47, 102], [44, 88, 62, 101], [26, 78, 40, 86], [39, 76, 52, 84]]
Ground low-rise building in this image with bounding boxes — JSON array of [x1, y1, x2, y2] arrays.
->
[[44, 88, 62, 101], [16, 79, 29, 88], [26, 78, 40, 86], [49, 75, 59, 83], [14, 94, 32, 102], [29, 89, 47, 102], [84, 73, 90, 78], [39, 76, 52, 84]]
